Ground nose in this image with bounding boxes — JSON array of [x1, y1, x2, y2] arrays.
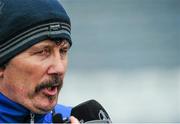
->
[[47, 54, 67, 75]]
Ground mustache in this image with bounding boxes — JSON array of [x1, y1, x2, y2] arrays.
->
[[35, 75, 63, 93]]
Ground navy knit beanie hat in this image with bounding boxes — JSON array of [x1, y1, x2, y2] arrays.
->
[[0, 0, 71, 66]]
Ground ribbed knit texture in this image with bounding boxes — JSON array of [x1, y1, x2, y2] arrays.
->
[[0, 0, 71, 66]]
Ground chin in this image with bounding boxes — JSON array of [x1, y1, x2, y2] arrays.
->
[[34, 103, 56, 114], [33, 96, 58, 114]]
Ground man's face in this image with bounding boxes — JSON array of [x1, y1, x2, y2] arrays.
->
[[0, 39, 70, 114]]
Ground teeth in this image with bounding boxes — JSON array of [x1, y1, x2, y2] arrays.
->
[[46, 86, 58, 91], [47, 87, 52, 90]]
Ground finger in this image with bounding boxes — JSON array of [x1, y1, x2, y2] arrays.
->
[[70, 116, 80, 124]]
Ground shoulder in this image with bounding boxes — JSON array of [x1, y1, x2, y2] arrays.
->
[[54, 104, 72, 118], [43, 104, 72, 123]]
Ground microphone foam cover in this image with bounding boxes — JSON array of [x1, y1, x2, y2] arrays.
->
[[71, 99, 111, 123]]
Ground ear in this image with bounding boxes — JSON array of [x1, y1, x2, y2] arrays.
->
[[0, 68, 5, 78]]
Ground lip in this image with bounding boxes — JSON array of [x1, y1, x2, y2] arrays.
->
[[41, 86, 58, 96]]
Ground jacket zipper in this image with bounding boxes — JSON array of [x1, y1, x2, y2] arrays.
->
[[30, 112, 35, 124]]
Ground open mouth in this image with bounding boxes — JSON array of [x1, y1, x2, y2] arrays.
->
[[41, 85, 60, 96]]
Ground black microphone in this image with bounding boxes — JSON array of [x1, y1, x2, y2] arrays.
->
[[52, 113, 64, 123], [71, 99, 112, 123], [52, 99, 112, 123]]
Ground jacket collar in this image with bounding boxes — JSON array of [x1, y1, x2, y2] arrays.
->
[[0, 92, 46, 123]]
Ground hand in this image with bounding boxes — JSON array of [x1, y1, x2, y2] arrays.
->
[[69, 116, 80, 124]]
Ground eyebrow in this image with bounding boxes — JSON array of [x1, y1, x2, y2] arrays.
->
[[29, 41, 70, 52], [56, 40, 70, 49], [30, 44, 53, 50]]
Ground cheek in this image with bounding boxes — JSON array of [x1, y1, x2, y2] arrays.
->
[[21, 63, 49, 89], [4, 61, 48, 91], [64, 58, 68, 71]]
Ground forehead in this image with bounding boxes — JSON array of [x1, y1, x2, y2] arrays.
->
[[31, 39, 70, 48]]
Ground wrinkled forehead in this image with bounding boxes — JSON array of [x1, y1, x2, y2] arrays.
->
[[32, 39, 70, 48]]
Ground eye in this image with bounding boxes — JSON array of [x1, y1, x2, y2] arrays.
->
[[35, 47, 51, 56], [59, 48, 68, 57]]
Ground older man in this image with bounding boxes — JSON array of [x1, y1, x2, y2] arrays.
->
[[0, 0, 79, 123]]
